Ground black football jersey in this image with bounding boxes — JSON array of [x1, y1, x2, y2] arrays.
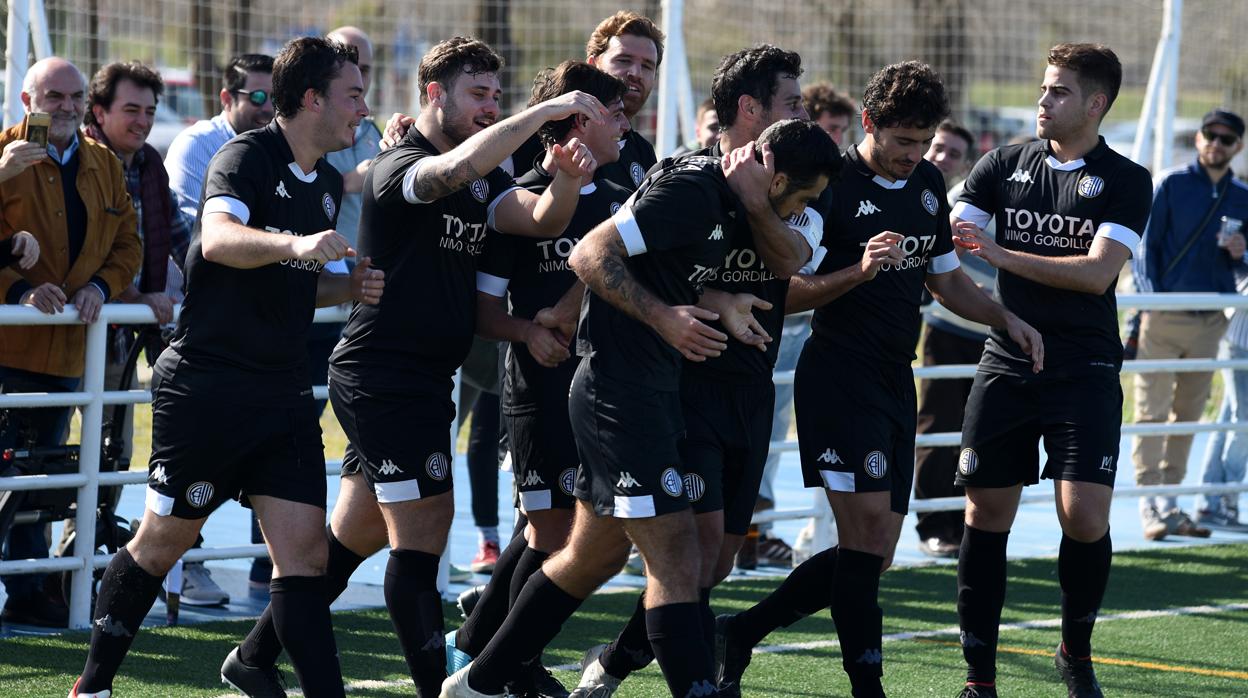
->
[[576, 155, 740, 391], [810, 145, 959, 365], [477, 165, 632, 413], [953, 137, 1151, 376], [166, 121, 342, 377], [330, 127, 521, 394], [596, 128, 657, 191]]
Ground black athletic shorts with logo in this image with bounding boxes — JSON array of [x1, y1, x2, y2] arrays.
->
[[145, 353, 326, 520], [569, 359, 689, 519], [330, 371, 454, 503], [956, 369, 1122, 489], [508, 405, 579, 512], [794, 336, 917, 515], [679, 372, 776, 535]]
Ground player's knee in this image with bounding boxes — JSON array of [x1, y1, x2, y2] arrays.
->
[[1061, 515, 1109, 543]]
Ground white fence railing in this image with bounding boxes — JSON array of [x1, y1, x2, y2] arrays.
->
[[4, 294, 1248, 629]]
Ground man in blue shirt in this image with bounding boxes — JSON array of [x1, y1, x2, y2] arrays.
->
[[1132, 107, 1248, 540]]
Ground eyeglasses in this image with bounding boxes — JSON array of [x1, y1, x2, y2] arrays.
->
[[233, 89, 270, 107], [1202, 129, 1240, 147]]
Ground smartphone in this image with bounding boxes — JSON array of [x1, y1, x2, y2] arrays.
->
[[22, 112, 50, 148]]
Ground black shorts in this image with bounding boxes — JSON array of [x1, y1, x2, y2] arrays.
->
[[569, 360, 689, 519], [145, 360, 326, 520], [329, 373, 453, 503], [794, 338, 917, 515], [956, 370, 1122, 489], [679, 373, 775, 535], [507, 406, 579, 512]]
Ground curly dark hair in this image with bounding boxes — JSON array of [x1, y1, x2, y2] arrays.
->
[[711, 45, 803, 129], [530, 60, 627, 147], [418, 37, 504, 107], [271, 37, 358, 119], [85, 61, 164, 127], [802, 82, 856, 121], [860, 60, 949, 130], [1048, 42, 1122, 116]]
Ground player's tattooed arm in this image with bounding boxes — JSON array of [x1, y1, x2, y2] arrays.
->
[[952, 219, 1131, 295], [926, 267, 1044, 372], [570, 220, 727, 361]]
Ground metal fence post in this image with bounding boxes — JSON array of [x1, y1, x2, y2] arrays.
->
[[68, 316, 108, 629]]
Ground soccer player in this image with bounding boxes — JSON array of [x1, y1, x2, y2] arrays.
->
[[714, 62, 1043, 698], [443, 59, 632, 695], [220, 37, 605, 698], [571, 45, 831, 697], [71, 36, 380, 698], [442, 119, 833, 698], [949, 43, 1151, 698]]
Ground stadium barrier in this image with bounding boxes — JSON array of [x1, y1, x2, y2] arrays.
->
[[4, 293, 1248, 629]]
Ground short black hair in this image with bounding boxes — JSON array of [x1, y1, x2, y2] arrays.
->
[[85, 61, 164, 127], [936, 120, 975, 157], [418, 37, 504, 107], [1048, 43, 1123, 116], [759, 118, 842, 190], [711, 45, 803, 129], [861, 60, 949, 130], [223, 53, 274, 93], [530, 60, 627, 147], [271, 37, 358, 119]]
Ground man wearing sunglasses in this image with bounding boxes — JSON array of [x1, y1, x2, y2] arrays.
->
[[1131, 107, 1248, 540]]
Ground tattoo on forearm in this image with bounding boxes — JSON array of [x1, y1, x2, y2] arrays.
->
[[591, 236, 656, 323], [415, 157, 483, 201]]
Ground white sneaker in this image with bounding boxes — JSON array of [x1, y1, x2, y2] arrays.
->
[[440, 666, 505, 698], [181, 562, 230, 606], [69, 677, 110, 697], [569, 644, 623, 697]]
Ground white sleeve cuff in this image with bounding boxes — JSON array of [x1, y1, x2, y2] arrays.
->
[[486, 186, 524, 231], [202, 196, 250, 225], [476, 271, 510, 297], [612, 204, 647, 256], [787, 208, 824, 264], [1095, 223, 1141, 257], [799, 246, 827, 275], [402, 160, 430, 204], [927, 250, 962, 274], [951, 201, 992, 229]]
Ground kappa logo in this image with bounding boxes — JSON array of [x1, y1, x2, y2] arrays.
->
[[709, 224, 724, 240], [630, 162, 645, 186], [559, 467, 577, 495], [856, 649, 883, 665], [683, 473, 706, 502], [426, 452, 450, 481], [377, 459, 404, 476], [921, 189, 940, 216], [94, 614, 132, 638], [958, 448, 979, 476], [185, 481, 214, 508], [617, 471, 641, 489], [149, 464, 169, 486], [520, 470, 545, 488], [960, 631, 986, 648], [1100, 455, 1116, 473], [685, 680, 717, 697], [817, 448, 844, 465], [469, 178, 489, 203], [854, 200, 882, 217], [275, 180, 292, 199], [660, 467, 684, 498], [864, 451, 888, 479], [1006, 169, 1034, 184], [322, 192, 336, 221], [1078, 175, 1105, 198]]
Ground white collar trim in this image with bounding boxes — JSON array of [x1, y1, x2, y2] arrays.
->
[[287, 161, 318, 183], [872, 174, 907, 190], [1045, 155, 1085, 171], [580, 182, 597, 195]]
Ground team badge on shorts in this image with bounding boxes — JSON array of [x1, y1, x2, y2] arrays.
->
[[1077, 175, 1105, 198], [683, 473, 706, 502], [470, 178, 490, 203], [864, 451, 888, 479], [660, 467, 683, 497], [560, 468, 577, 496], [185, 481, 215, 508], [921, 189, 939, 215], [958, 448, 979, 476], [425, 452, 450, 481], [630, 162, 644, 186], [322, 193, 336, 221]]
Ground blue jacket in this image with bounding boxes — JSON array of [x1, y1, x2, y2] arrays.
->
[[1135, 160, 1248, 293]]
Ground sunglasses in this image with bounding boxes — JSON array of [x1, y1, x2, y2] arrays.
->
[[1202, 129, 1239, 147], [233, 89, 270, 107]]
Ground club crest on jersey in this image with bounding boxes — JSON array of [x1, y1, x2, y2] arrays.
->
[[560, 468, 577, 495], [660, 467, 683, 497], [921, 189, 939, 216], [958, 448, 979, 476], [425, 452, 450, 481], [864, 451, 888, 479], [322, 193, 336, 221], [469, 178, 489, 203], [630, 162, 645, 186], [1077, 175, 1105, 198], [185, 481, 214, 508], [683, 473, 706, 502]]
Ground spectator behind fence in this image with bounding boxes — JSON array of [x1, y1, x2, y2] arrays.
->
[[0, 57, 140, 629], [671, 98, 719, 157], [804, 81, 857, 147], [165, 54, 275, 223], [1196, 271, 1248, 532], [1132, 107, 1248, 541]]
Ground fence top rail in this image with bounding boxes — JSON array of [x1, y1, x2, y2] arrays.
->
[[0, 303, 348, 325]]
